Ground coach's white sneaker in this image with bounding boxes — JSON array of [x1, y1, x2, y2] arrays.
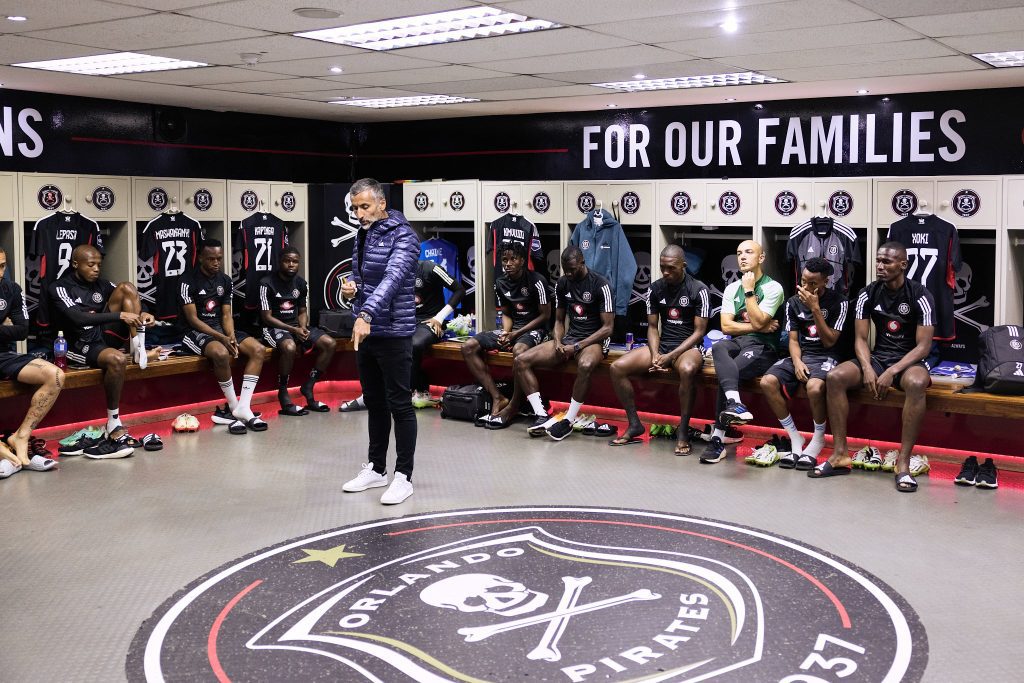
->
[[380, 473, 413, 505], [343, 463, 388, 492]]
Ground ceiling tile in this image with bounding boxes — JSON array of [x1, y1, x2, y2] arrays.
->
[[899, 7, 1024, 37], [492, 0, 781, 25], [100, 1, 226, 10], [0, 35, 115, 64], [24, 13, 270, 50], [281, 87, 431, 101], [476, 45, 687, 75], [0, 1, 152, 34], [938, 30, 1024, 53], [197, 77, 358, 94], [249, 52, 446, 78], [467, 84, 611, 100], [726, 40, 957, 72], [850, 0, 1024, 18], [663, 20, 922, 58], [588, 0, 882, 44], [335, 65, 511, 87], [149, 35, 365, 66], [114, 65, 289, 86], [540, 60, 746, 85], [414, 75, 569, 94], [772, 55, 986, 82], [393, 27, 633, 63], [179, 0, 472, 34]]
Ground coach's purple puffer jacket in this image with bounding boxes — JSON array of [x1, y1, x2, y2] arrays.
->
[[352, 209, 420, 338]]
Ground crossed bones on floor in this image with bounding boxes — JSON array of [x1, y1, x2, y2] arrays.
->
[[456, 576, 661, 663]]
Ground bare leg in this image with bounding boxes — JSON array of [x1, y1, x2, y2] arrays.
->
[[674, 349, 704, 453], [240, 337, 266, 376], [760, 374, 790, 420], [205, 341, 233, 383], [806, 379, 828, 425], [97, 347, 128, 412], [462, 337, 506, 414], [8, 359, 64, 465], [609, 347, 651, 435], [896, 367, 930, 475], [570, 345, 604, 403], [825, 361, 861, 468]]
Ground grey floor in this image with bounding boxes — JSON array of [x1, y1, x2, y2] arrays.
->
[[1, 392, 1022, 682]]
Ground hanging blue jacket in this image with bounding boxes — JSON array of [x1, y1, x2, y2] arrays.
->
[[570, 209, 637, 315], [352, 209, 420, 338]]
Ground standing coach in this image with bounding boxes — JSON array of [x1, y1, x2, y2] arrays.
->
[[340, 179, 420, 505]]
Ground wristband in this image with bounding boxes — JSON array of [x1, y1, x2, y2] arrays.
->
[[432, 304, 454, 324]]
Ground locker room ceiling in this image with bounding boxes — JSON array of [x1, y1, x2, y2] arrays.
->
[[1, 0, 1023, 123]]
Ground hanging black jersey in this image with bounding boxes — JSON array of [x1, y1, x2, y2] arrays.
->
[[785, 289, 850, 357], [48, 273, 117, 346], [0, 279, 29, 352], [414, 259, 456, 322], [646, 275, 711, 347], [180, 270, 233, 333], [30, 212, 103, 326], [887, 215, 961, 341], [486, 214, 544, 271], [258, 273, 307, 324], [855, 278, 935, 365], [236, 213, 288, 309], [139, 212, 205, 321], [787, 217, 860, 296], [495, 269, 548, 330], [555, 270, 613, 340]]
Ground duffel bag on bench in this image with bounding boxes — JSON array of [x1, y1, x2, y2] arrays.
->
[[439, 382, 512, 421], [320, 309, 354, 338], [962, 325, 1024, 395]]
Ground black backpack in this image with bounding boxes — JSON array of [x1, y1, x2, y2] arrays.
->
[[962, 325, 1024, 395]]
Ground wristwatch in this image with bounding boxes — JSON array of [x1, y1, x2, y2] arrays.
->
[[573, 342, 581, 354], [358, 311, 372, 324], [744, 290, 756, 298]]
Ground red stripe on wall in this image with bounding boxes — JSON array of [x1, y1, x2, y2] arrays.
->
[[71, 136, 355, 159]]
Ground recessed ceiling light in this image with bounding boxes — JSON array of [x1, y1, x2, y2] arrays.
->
[[329, 95, 480, 108], [296, 7, 561, 51], [973, 50, 1024, 67], [721, 18, 739, 33], [606, 103, 618, 108], [857, 89, 869, 94], [293, 8, 341, 19], [724, 97, 736, 101], [329, 66, 343, 74], [881, 96, 891, 102], [6, 16, 27, 22], [633, 73, 646, 79], [592, 71, 784, 92], [13, 52, 208, 75]]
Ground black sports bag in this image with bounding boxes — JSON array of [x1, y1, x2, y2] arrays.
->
[[319, 309, 354, 338], [439, 383, 513, 421], [961, 325, 1024, 395]]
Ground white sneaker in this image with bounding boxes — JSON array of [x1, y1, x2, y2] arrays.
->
[[380, 472, 413, 505], [909, 454, 930, 477], [343, 463, 388, 492]]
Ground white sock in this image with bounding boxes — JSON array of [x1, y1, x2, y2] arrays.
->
[[234, 374, 258, 420], [219, 379, 238, 411], [779, 415, 805, 455], [711, 427, 725, 441], [566, 399, 583, 423], [804, 421, 828, 457], [106, 409, 122, 435], [526, 392, 546, 417], [725, 390, 741, 403], [135, 327, 147, 369]]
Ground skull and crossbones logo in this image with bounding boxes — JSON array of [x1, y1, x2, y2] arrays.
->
[[953, 261, 990, 333]]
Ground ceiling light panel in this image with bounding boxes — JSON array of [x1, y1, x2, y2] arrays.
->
[[973, 50, 1024, 67], [330, 95, 480, 108], [14, 52, 208, 75], [592, 71, 785, 91], [296, 7, 561, 51]]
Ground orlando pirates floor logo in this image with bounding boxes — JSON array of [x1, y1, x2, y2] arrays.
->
[[670, 191, 692, 216], [577, 191, 596, 214], [951, 189, 980, 218], [532, 192, 551, 214], [92, 186, 115, 211], [240, 190, 259, 213], [414, 192, 430, 213], [148, 188, 168, 212], [494, 192, 511, 214], [829, 190, 854, 217], [620, 191, 641, 215], [193, 188, 213, 212], [38, 184, 63, 211], [718, 191, 741, 216], [129, 507, 927, 682], [774, 190, 797, 217], [280, 191, 296, 213], [891, 189, 918, 217], [449, 191, 466, 212]]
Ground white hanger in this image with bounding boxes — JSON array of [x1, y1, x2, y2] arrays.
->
[[60, 196, 75, 214], [167, 196, 180, 214]]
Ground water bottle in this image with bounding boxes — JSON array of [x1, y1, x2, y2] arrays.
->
[[625, 332, 634, 347], [495, 309, 503, 331], [53, 331, 67, 370]]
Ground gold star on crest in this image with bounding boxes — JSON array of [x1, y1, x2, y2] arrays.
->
[[293, 544, 364, 568]]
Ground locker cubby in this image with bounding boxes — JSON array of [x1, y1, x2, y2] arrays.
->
[[1002, 229, 1024, 326], [624, 225, 655, 341], [762, 222, 868, 298], [412, 221, 477, 322]]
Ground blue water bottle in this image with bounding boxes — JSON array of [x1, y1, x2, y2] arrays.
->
[[495, 309, 503, 331], [53, 331, 67, 370]]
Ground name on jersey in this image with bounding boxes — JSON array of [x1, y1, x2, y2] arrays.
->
[[154, 228, 192, 239], [423, 248, 444, 258], [254, 226, 276, 236], [56, 229, 78, 240], [910, 233, 929, 245], [502, 228, 526, 240]]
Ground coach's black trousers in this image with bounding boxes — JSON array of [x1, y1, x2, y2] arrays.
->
[[711, 336, 777, 427], [356, 335, 416, 480]]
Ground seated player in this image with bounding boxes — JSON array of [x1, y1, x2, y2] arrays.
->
[[258, 247, 335, 415], [179, 239, 268, 434], [48, 245, 156, 459], [608, 245, 710, 454], [512, 245, 613, 441], [759, 257, 850, 468], [815, 242, 935, 492], [701, 240, 784, 464], [461, 243, 551, 429], [0, 246, 62, 477]]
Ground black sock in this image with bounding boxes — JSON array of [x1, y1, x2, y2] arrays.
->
[[278, 375, 293, 406], [301, 368, 321, 399]]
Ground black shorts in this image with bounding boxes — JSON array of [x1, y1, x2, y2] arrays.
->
[[181, 329, 251, 356], [261, 326, 326, 351], [475, 329, 548, 351], [850, 356, 932, 390], [766, 354, 841, 399], [0, 352, 35, 380], [562, 335, 611, 357], [65, 321, 131, 368]]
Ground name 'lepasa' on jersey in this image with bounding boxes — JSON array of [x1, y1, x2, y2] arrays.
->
[[855, 278, 935, 364], [555, 270, 613, 339], [785, 289, 850, 357], [646, 275, 711, 347], [495, 269, 548, 329], [786, 217, 860, 296], [415, 259, 456, 322], [722, 275, 786, 349], [258, 273, 307, 324], [30, 212, 104, 325], [486, 213, 544, 271], [236, 213, 288, 309], [887, 214, 961, 341], [180, 270, 233, 332], [139, 213, 205, 320]]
